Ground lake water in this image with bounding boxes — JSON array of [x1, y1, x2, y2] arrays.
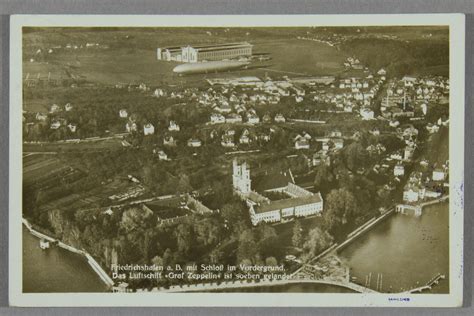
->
[[338, 202, 449, 293], [214, 202, 449, 293], [22, 226, 108, 293], [22, 202, 448, 293]]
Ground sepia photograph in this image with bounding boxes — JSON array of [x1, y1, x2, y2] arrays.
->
[[9, 14, 465, 307]]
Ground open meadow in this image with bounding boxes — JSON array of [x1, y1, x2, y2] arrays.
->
[[23, 28, 348, 88]]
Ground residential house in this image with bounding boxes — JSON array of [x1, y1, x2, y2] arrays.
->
[[67, 123, 77, 133], [153, 88, 165, 97], [404, 146, 415, 161], [312, 152, 331, 167], [239, 129, 251, 144], [36, 112, 47, 121], [426, 123, 440, 134], [262, 114, 272, 124], [329, 129, 342, 138], [119, 109, 128, 118], [360, 108, 374, 120], [389, 120, 400, 128], [210, 113, 226, 124], [50, 120, 61, 129], [187, 138, 202, 147], [226, 113, 242, 124], [295, 137, 310, 150], [49, 104, 60, 113], [126, 121, 137, 133], [274, 114, 286, 123], [344, 104, 353, 113], [163, 135, 177, 146], [216, 102, 232, 113], [369, 128, 380, 136], [394, 164, 405, 176], [153, 149, 169, 161], [403, 184, 420, 203], [332, 138, 344, 150], [168, 121, 180, 131], [247, 113, 260, 124], [221, 135, 235, 147], [377, 68, 387, 76], [432, 168, 446, 181], [144, 123, 155, 136]]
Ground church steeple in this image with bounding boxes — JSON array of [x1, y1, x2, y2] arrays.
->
[[232, 159, 251, 194]]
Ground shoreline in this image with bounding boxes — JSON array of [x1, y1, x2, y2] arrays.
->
[[22, 218, 114, 289], [22, 197, 448, 294], [290, 196, 449, 285], [135, 278, 371, 294]]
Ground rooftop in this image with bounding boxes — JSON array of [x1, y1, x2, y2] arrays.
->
[[254, 192, 323, 214], [191, 42, 253, 52], [253, 171, 293, 192], [144, 198, 191, 220]]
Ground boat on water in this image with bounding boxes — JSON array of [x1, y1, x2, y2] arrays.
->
[[39, 239, 50, 250]]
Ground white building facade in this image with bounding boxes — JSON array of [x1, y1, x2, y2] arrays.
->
[[232, 159, 251, 194]]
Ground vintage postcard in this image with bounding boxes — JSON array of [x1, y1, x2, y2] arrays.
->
[[9, 14, 465, 307]]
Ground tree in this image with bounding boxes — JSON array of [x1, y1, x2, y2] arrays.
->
[[174, 222, 194, 257], [314, 165, 334, 192], [323, 188, 359, 233], [237, 229, 258, 264], [177, 174, 192, 193], [220, 202, 246, 227], [195, 218, 221, 247], [162, 248, 173, 268], [292, 220, 303, 248], [209, 248, 224, 264], [265, 256, 278, 267], [302, 227, 333, 257], [344, 142, 368, 171], [142, 163, 156, 187], [151, 255, 164, 267], [120, 206, 152, 233], [255, 225, 277, 240]]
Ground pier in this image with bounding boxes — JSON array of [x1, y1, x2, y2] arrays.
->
[[403, 273, 446, 294], [396, 195, 449, 217], [396, 204, 422, 216]]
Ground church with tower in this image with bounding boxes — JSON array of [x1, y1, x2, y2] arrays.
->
[[232, 159, 324, 226], [232, 159, 251, 194]]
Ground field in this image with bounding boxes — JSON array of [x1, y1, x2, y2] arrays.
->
[[23, 28, 348, 88], [253, 39, 346, 76], [23, 152, 148, 215], [23, 154, 83, 189]]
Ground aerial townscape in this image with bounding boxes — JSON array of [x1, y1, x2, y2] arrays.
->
[[22, 26, 450, 294]]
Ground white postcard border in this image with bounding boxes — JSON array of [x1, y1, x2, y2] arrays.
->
[[9, 14, 465, 307]]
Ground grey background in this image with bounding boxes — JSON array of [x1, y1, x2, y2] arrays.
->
[[0, 0, 472, 315]]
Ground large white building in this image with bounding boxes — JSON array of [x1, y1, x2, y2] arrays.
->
[[157, 42, 253, 63], [248, 193, 324, 226], [232, 160, 323, 225], [403, 186, 420, 203]]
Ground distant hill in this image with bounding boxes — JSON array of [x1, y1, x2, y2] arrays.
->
[[340, 38, 449, 77]]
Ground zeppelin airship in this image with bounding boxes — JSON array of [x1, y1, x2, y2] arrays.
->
[[173, 60, 250, 75]]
